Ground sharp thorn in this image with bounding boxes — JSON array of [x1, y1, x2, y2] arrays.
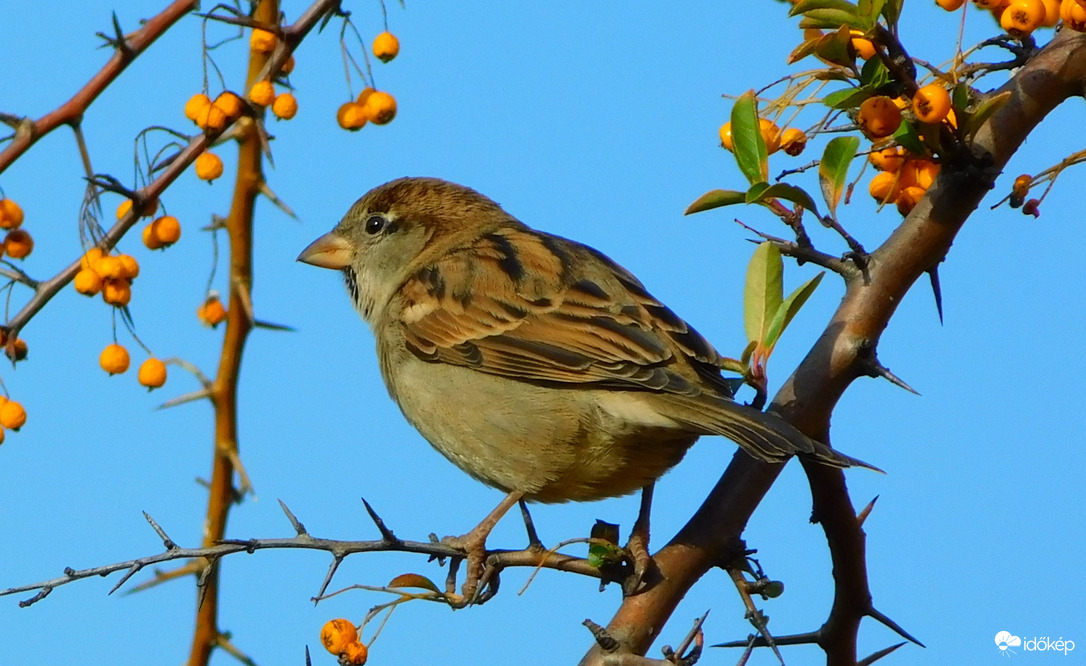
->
[[277, 499, 308, 536], [156, 388, 213, 410], [868, 607, 925, 647], [857, 495, 880, 527], [928, 266, 944, 324], [253, 319, 296, 332], [142, 511, 178, 550], [361, 496, 399, 543], [872, 361, 920, 395], [859, 641, 909, 665]]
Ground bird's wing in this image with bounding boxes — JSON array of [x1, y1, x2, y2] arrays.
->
[[396, 226, 733, 396]]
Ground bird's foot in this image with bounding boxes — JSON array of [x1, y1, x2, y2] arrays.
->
[[439, 490, 523, 606]]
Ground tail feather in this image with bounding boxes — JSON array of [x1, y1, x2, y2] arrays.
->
[[664, 395, 883, 473]]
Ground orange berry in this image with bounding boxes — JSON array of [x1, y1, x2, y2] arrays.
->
[[195, 152, 224, 181], [1041, 0, 1061, 24], [779, 128, 808, 156], [0, 400, 26, 430], [213, 91, 244, 120], [11, 338, 27, 361], [1061, 0, 1086, 30], [896, 185, 927, 215], [4, 229, 33, 259], [337, 102, 368, 131], [117, 254, 140, 280], [250, 28, 277, 54], [869, 171, 903, 204], [912, 84, 952, 124], [198, 296, 227, 327], [321, 619, 360, 655], [0, 199, 24, 229], [150, 215, 181, 246], [117, 199, 133, 219], [937, 0, 966, 8], [758, 118, 781, 154], [363, 91, 397, 125], [101, 278, 132, 307], [868, 146, 907, 172], [0, 427, 5, 445], [271, 92, 298, 120], [195, 104, 227, 131], [857, 95, 902, 139], [184, 93, 212, 122], [249, 80, 276, 107], [74, 268, 103, 296], [342, 641, 369, 665], [281, 55, 295, 75], [81, 247, 105, 270], [849, 31, 876, 59], [142, 224, 163, 250], [138, 358, 167, 389], [973, 0, 1007, 7], [911, 160, 942, 189], [100, 343, 130, 375], [1012, 174, 1032, 198], [356, 87, 376, 106], [718, 122, 734, 151], [93, 255, 124, 280], [1001, 0, 1046, 34], [373, 31, 400, 62]]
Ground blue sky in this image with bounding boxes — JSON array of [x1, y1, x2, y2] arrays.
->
[[1, 2, 1083, 664]]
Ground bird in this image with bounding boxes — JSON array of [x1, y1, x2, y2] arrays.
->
[[298, 177, 871, 597]]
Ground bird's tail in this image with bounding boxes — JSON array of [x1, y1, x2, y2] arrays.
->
[[664, 395, 882, 472]]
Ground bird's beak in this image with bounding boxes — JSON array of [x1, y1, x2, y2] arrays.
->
[[297, 232, 353, 269]]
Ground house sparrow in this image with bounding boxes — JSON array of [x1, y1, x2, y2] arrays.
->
[[299, 177, 870, 594]]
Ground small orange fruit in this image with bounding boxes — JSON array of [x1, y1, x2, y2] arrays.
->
[[195, 152, 224, 181], [342, 641, 369, 664], [320, 619, 360, 655], [101, 278, 132, 307], [184, 93, 212, 122], [373, 31, 400, 62], [0, 400, 27, 430], [718, 122, 734, 151], [93, 255, 124, 280], [250, 28, 277, 54], [116, 198, 158, 219], [271, 92, 298, 120], [363, 91, 397, 125], [937, 0, 967, 8], [1062, 0, 1086, 31], [196, 104, 227, 131], [117, 254, 140, 280], [973, 0, 1007, 8], [911, 160, 942, 189], [337, 102, 368, 131], [81, 247, 105, 271], [249, 80, 276, 107], [198, 296, 228, 327], [11, 338, 27, 361], [869, 171, 903, 204], [74, 268, 103, 296], [868, 146, 907, 172], [1041, 0, 1060, 25], [142, 224, 163, 250], [779, 127, 808, 156], [4, 230, 33, 259], [150, 215, 181, 247], [0, 199, 24, 229], [758, 118, 782, 154], [356, 87, 376, 107], [138, 358, 168, 389], [100, 343, 131, 375], [281, 55, 295, 75], [857, 95, 902, 139], [849, 31, 876, 59], [1000, 0, 1046, 34], [213, 91, 244, 120], [912, 84, 952, 124], [896, 185, 927, 215]]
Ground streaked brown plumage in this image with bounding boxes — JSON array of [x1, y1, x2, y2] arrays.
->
[[299, 177, 867, 505]]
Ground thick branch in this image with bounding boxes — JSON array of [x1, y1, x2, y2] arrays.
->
[[580, 28, 1086, 665]]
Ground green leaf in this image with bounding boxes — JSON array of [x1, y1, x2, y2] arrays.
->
[[824, 86, 870, 110], [787, 37, 821, 65], [859, 55, 889, 89], [814, 25, 855, 68], [748, 182, 823, 219], [962, 90, 1012, 140], [790, 0, 860, 16], [880, 0, 902, 28], [952, 82, 971, 111], [891, 120, 926, 155], [684, 189, 746, 215], [763, 271, 825, 352], [731, 91, 768, 185], [744, 181, 770, 204], [818, 136, 859, 221], [798, 8, 872, 30], [744, 242, 784, 345]]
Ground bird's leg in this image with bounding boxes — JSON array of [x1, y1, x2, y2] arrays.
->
[[442, 490, 524, 603], [518, 499, 543, 549], [623, 482, 655, 595]]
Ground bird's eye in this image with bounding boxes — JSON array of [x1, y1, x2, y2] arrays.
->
[[364, 214, 387, 235]]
